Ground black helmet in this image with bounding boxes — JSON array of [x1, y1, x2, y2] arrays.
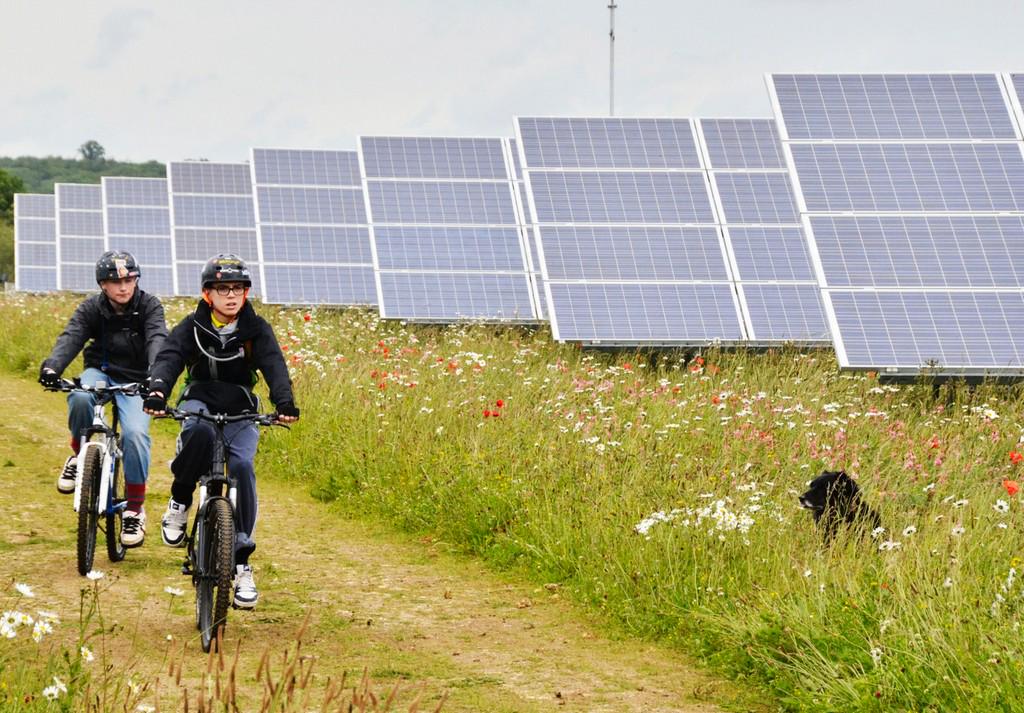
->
[[95, 250, 141, 283], [201, 254, 252, 289]]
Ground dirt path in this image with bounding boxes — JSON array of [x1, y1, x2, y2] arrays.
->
[[0, 373, 768, 712]]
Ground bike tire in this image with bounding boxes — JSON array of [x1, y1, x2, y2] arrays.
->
[[197, 498, 235, 653], [105, 453, 126, 562], [76, 448, 100, 576]]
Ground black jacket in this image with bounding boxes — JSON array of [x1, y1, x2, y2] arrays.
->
[[149, 300, 295, 415], [42, 289, 168, 383]]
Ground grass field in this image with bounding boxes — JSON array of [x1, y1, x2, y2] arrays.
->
[[2, 292, 1023, 712]]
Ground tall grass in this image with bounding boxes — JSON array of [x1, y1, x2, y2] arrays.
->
[[5, 292, 1024, 711]]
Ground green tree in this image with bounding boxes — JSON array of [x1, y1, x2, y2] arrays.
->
[[0, 168, 25, 224], [78, 140, 106, 163]]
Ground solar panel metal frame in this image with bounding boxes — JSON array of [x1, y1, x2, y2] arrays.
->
[[767, 72, 1024, 378], [695, 119, 830, 347], [14, 193, 58, 293], [54, 183, 104, 293], [101, 176, 176, 297], [166, 161, 261, 299], [250, 147, 376, 307], [359, 135, 540, 324], [515, 116, 746, 347]]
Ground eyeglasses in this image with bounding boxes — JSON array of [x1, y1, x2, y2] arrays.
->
[[212, 284, 247, 296]]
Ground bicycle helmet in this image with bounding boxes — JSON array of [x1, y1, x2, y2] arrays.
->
[[95, 250, 141, 283], [201, 254, 252, 289]]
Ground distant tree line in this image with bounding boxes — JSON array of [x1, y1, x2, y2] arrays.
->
[[0, 141, 166, 284], [0, 141, 165, 194]]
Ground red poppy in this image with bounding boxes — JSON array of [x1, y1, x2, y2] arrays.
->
[[496, 399, 504, 408], [1004, 479, 1020, 497], [483, 409, 491, 418], [930, 437, 940, 449], [1011, 451, 1023, 465], [491, 411, 500, 418], [303, 313, 311, 322], [711, 395, 721, 405], [281, 344, 289, 351], [623, 363, 633, 371], [694, 356, 705, 366]]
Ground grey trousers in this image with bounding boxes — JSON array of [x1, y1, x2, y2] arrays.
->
[[170, 399, 259, 563]]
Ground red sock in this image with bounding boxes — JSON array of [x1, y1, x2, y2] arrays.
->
[[126, 483, 146, 513], [70, 438, 80, 455]]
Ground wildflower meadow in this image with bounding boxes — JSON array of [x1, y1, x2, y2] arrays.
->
[[3, 292, 1023, 711]]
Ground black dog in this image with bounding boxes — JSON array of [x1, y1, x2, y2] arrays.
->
[[799, 470, 882, 542]]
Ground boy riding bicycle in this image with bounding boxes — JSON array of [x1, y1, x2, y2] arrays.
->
[[143, 254, 299, 609], [39, 250, 168, 547]]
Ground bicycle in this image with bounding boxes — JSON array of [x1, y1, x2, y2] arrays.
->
[[43, 378, 142, 576], [159, 407, 286, 652]]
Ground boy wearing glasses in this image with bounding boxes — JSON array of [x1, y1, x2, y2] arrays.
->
[[39, 250, 168, 547], [143, 254, 299, 609]]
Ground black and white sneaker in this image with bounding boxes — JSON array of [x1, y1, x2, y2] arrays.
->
[[121, 510, 146, 548], [233, 565, 259, 609], [57, 456, 77, 494], [161, 499, 189, 547]]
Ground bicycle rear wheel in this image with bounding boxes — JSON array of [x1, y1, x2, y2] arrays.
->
[[105, 453, 126, 562], [76, 448, 100, 576], [196, 498, 234, 653]]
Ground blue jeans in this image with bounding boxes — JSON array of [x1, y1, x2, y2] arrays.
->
[[67, 367, 151, 485], [170, 399, 260, 563]]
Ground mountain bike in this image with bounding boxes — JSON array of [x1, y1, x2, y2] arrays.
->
[[44, 379, 142, 576], [160, 408, 286, 652]]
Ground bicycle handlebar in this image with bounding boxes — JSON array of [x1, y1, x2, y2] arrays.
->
[[43, 378, 143, 397], [158, 407, 289, 429]]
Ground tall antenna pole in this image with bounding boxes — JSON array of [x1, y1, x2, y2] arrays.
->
[[608, 1, 617, 116]]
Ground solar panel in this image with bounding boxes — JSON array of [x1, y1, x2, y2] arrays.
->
[[698, 119, 829, 344], [360, 136, 539, 322], [14, 194, 57, 292], [509, 138, 545, 319], [167, 162, 261, 298], [771, 74, 1019, 141], [768, 72, 1024, 377], [251, 148, 375, 306], [516, 116, 743, 345], [102, 177, 175, 296], [55, 183, 104, 292]]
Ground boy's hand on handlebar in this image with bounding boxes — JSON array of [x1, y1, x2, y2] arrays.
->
[[38, 367, 60, 389], [276, 402, 300, 424], [143, 391, 167, 416]]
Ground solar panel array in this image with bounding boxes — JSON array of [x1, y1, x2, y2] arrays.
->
[[769, 73, 1024, 377], [102, 177, 175, 296], [251, 148, 375, 305], [697, 119, 829, 344], [167, 161, 260, 297], [12, 73, 1024, 375], [55, 183, 104, 292], [14, 194, 57, 292], [359, 136, 538, 321]]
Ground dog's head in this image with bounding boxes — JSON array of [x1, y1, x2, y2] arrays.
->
[[799, 470, 859, 512]]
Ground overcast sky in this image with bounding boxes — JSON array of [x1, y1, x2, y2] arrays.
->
[[2, 0, 1022, 162]]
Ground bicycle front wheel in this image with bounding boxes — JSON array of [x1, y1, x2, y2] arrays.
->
[[106, 453, 126, 562], [76, 448, 101, 576], [196, 499, 235, 653]]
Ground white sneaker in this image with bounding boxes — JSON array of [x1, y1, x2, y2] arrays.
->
[[57, 456, 77, 494], [121, 510, 146, 548], [233, 565, 258, 609], [160, 499, 189, 547]]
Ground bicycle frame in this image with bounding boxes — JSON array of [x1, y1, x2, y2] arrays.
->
[[73, 393, 124, 519], [184, 419, 238, 585]]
